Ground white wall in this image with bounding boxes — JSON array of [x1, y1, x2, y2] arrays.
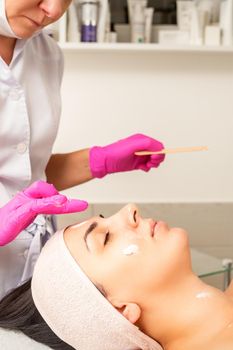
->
[[54, 50, 233, 203]]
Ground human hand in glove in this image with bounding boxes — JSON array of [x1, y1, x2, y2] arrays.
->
[[0, 180, 88, 246], [89, 133, 165, 178]]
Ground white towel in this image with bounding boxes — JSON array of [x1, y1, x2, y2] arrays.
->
[[32, 230, 163, 350], [0, 328, 51, 350]]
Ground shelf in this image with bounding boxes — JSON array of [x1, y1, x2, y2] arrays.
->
[[58, 10, 233, 54], [191, 249, 229, 278], [58, 42, 233, 54]]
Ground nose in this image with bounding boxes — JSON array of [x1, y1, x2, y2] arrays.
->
[[121, 203, 140, 228], [39, 0, 64, 21]]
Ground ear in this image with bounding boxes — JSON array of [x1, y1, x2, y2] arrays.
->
[[110, 299, 141, 324]]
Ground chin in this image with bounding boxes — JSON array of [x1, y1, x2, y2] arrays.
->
[[14, 29, 36, 39], [170, 227, 190, 248], [10, 19, 40, 39]]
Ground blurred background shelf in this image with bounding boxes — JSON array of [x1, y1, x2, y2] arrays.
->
[[53, 0, 233, 53], [58, 42, 233, 53]]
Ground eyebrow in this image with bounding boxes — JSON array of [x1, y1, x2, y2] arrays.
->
[[84, 221, 98, 251]]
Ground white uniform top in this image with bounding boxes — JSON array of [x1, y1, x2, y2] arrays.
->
[[0, 32, 64, 299]]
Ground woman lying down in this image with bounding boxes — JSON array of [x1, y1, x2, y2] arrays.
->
[[0, 204, 233, 350]]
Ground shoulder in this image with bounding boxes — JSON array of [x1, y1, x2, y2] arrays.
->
[[27, 30, 63, 60], [25, 31, 64, 80], [0, 328, 51, 349]]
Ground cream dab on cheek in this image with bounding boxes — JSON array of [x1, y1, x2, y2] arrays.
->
[[123, 244, 139, 256], [196, 291, 212, 299]]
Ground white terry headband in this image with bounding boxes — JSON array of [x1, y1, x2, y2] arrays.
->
[[0, 0, 20, 38], [31, 230, 163, 350]]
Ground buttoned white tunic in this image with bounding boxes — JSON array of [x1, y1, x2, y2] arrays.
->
[[0, 31, 64, 299]]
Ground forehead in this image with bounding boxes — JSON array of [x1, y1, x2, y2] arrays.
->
[[70, 220, 89, 230], [63, 221, 89, 263], [64, 218, 99, 251], [64, 219, 92, 244]]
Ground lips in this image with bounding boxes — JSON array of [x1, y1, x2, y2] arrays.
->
[[30, 19, 41, 26], [25, 16, 42, 27]]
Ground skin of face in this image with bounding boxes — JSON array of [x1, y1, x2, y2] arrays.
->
[[64, 204, 193, 323], [5, 0, 72, 38]]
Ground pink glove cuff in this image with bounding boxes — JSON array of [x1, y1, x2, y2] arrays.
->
[[89, 146, 107, 179]]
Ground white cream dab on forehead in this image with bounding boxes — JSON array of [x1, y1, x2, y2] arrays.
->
[[123, 244, 139, 256]]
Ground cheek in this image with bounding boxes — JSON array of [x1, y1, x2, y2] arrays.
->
[[97, 230, 191, 297], [5, 0, 18, 18], [97, 246, 144, 293], [100, 240, 159, 292], [63, 0, 72, 12], [109, 229, 191, 294]]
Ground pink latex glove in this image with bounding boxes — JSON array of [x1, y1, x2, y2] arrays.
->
[[0, 180, 88, 246], [89, 133, 165, 178]]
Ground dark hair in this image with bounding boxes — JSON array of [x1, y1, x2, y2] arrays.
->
[[0, 279, 74, 350]]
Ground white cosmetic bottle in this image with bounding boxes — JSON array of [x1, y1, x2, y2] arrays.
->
[[177, 0, 195, 32], [131, 1, 147, 43], [144, 7, 154, 43], [220, 0, 233, 46], [190, 7, 209, 45], [67, 1, 80, 42], [97, 0, 108, 42]]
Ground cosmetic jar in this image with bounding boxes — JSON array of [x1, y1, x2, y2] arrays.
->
[[80, 0, 99, 42]]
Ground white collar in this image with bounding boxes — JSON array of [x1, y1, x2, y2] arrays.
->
[[0, 0, 21, 38]]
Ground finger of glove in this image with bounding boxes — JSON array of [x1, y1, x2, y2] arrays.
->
[[23, 180, 59, 199], [137, 164, 150, 172], [147, 154, 165, 167], [126, 134, 155, 151], [31, 194, 67, 213], [146, 155, 165, 169], [33, 196, 88, 214], [128, 134, 165, 153], [52, 199, 89, 214], [146, 161, 159, 169], [151, 154, 165, 163], [153, 141, 165, 151]]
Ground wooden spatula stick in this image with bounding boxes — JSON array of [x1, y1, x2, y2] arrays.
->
[[135, 146, 208, 156]]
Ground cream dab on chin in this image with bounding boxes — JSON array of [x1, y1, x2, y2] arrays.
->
[[123, 244, 139, 256]]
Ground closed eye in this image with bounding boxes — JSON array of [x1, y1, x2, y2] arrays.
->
[[104, 232, 110, 245], [99, 215, 109, 245]]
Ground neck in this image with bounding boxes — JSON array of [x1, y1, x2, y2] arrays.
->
[[0, 35, 16, 65], [141, 274, 233, 349]]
